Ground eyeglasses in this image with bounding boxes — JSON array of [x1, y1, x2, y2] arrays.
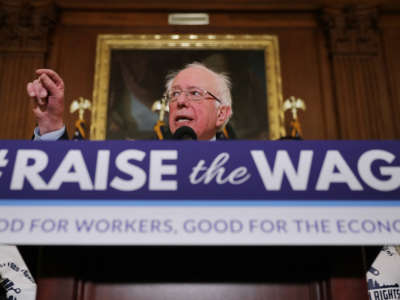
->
[[166, 87, 222, 104]]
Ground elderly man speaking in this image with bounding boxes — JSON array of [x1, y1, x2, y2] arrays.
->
[[27, 62, 233, 141]]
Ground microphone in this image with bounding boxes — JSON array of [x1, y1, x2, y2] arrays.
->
[[172, 126, 197, 140]]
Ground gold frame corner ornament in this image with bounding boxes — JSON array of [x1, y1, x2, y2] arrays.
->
[[90, 34, 285, 140]]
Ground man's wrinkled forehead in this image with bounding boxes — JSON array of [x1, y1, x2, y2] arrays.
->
[[171, 67, 218, 92]]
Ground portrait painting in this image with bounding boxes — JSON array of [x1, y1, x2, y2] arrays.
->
[[90, 34, 285, 140]]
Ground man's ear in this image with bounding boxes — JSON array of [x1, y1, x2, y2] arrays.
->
[[216, 106, 231, 128]]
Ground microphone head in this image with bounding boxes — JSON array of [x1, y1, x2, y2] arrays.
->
[[172, 126, 198, 140]]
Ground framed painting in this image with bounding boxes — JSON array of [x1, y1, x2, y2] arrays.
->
[[90, 34, 285, 140]]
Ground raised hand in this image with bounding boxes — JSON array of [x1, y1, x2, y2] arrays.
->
[[26, 69, 65, 135]]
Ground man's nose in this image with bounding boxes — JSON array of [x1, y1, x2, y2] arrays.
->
[[176, 92, 189, 106]]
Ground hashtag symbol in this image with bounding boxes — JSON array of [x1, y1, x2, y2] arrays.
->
[[0, 150, 9, 179]]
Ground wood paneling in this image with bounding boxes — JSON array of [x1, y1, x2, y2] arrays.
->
[[0, 0, 56, 139], [54, 0, 400, 11], [328, 247, 369, 300], [83, 283, 314, 300], [37, 278, 77, 300], [381, 14, 400, 137], [277, 28, 329, 139], [331, 55, 395, 139], [320, 6, 399, 139], [0, 53, 44, 139], [60, 12, 317, 28], [315, 28, 339, 139]]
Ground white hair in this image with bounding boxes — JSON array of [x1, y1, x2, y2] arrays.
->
[[165, 62, 233, 124]]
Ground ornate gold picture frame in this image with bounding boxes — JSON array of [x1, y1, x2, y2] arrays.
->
[[91, 34, 285, 140]]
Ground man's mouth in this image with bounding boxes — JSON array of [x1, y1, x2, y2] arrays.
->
[[176, 116, 193, 123]]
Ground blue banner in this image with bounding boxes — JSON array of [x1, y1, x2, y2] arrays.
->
[[0, 140, 399, 245], [0, 140, 399, 201]]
